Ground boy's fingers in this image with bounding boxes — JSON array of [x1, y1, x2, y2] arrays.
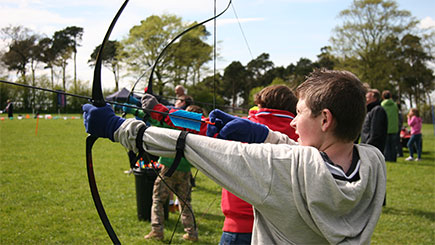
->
[[82, 103, 95, 113], [210, 109, 236, 124], [219, 119, 243, 139]]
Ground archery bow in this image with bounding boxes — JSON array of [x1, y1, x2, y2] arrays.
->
[[85, 0, 231, 243], [86, 0, 129, 244]]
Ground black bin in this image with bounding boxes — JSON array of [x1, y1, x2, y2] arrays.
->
[[133, 168, 169, 221]]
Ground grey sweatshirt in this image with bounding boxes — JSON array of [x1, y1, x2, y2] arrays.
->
[[114, 119, 386, 244]]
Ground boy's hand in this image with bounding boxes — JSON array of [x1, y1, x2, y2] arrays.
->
[[207, 109, 269, 143], [207, 109, 238, 138], [82, 103, 125, 142]]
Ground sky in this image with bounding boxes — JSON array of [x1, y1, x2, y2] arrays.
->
[[1, 0, 434, 91]]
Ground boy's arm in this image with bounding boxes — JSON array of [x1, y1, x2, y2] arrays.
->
[[264, 130, 298, 145], [115, 118, 278, 205]]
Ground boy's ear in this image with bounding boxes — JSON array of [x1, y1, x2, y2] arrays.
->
[[320, 108, 334, 132]]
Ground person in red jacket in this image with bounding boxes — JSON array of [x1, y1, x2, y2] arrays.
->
[[220, 85, 298, 245], [141, 85, 298, 244]]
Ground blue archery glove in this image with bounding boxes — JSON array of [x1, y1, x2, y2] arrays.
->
[[82, 103, 125, 142], [207, 109, 269, 143], [207, 109, 238, 138]]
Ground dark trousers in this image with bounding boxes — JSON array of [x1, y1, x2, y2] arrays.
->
[[396, 131, 403, 157], [384, 133, 398, 162], [220, 232, 252, 245]]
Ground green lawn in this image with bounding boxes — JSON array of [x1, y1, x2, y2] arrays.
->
[[0, 115, 434, 244]]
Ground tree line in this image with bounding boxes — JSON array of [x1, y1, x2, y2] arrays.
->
[[1, 0, 434, 120]]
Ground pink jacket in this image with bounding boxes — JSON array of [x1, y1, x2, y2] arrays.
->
[[408, 116, 422, 135]]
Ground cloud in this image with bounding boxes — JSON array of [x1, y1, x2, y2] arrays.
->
[[0, 7, 83, 36], [419, 16, 435, 29]]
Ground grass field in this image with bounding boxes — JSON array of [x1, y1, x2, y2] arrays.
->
[[0, 114, 434, 244]]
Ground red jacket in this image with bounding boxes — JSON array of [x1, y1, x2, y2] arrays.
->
[[221, 108, 298, 233]]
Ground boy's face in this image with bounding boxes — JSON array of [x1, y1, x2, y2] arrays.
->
[[290, 99, 323, 147]]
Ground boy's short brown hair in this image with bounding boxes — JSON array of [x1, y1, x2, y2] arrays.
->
[[186, 105, 206, 115], [295, 69, 367, 142], [254, 85, 297, 114]]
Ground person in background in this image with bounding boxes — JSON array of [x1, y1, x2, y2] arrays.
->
[[405, 108, 423, 161], [4, 99, 13, 119], [360, 89, 388, 152], [381, 90, 399, 162], [396, 102, 404, 157], [83, 69, 386, 244], [220, 85, 298, 245], [360, 88, 388, 206], [174, 95, 193, 110], [143, 104, 203, 242], [175, 85, 186, 98]]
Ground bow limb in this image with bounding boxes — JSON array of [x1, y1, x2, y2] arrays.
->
[[86, 1, 129, 244]]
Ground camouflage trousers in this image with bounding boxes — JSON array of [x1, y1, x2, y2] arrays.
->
[[151, 165, 197, 236]]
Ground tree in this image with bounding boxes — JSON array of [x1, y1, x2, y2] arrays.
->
[[292, 58, 315, 85], [62, 26, 83, 86], [52, 26, 83, 91], [122, 14, 213, 95], [38, 37, 57, 88], [187, 74, 226, 114], [316, 46, 337, 70], [393, 34, 434, 107], [89, 40, 123, 91], [1, 26, 39, 111], [169, 25, 213, 87], [331, 0, 417, 89], [246, 53, 274, 88], [2, 37, 36, 80], [0, 26, 36, 82], [222, 61, 249, 108], [123, 15, 185, 95]]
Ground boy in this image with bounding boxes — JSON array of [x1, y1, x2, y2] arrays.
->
[[143, 104, 202, 241], [83, 69, 386, 244]]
